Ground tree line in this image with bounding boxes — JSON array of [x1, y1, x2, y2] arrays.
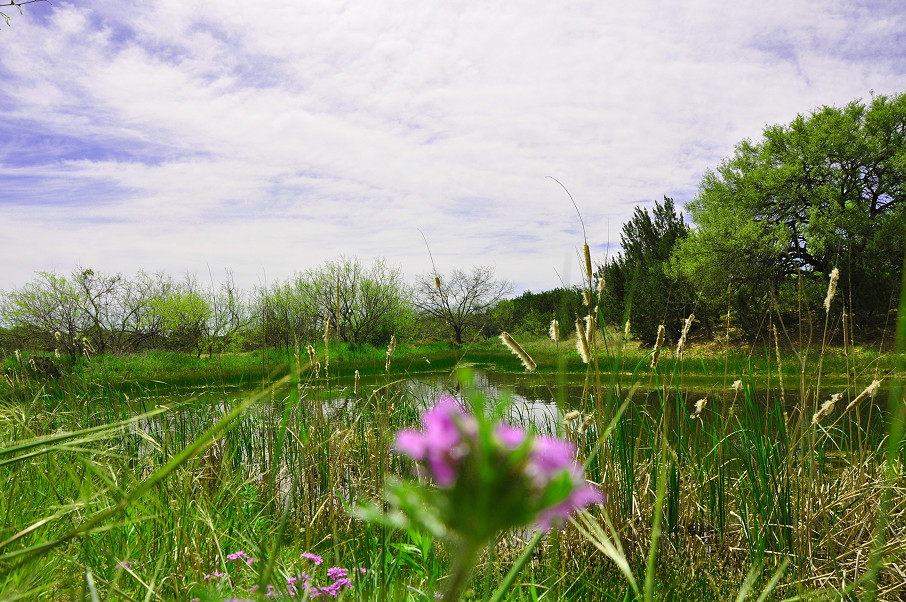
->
[[0, 259, 565, 361]]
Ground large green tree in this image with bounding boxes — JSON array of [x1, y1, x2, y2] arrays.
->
[[673, 93, 906, 335], [599, 197, 694, 344]]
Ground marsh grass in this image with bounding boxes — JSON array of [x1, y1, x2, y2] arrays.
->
[[1, 254, 904, 601]]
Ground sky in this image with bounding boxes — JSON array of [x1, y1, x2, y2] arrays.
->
[[2, 0, 906, 295]]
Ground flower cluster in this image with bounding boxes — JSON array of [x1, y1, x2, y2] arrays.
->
[[196, 550, 366, 600], [394, 395, 603, 538]]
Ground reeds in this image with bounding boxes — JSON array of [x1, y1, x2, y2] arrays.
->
[[499, 331, 537, 372], [651, 325, 665, 368]]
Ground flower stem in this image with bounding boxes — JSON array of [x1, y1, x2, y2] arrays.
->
[[442, 539, 484, 602]]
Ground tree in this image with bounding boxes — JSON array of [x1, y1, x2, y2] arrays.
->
[[1, 271, 89, 363], [415, 265, 512, 344], [673, 93, 906, 335], [599, 197, 694, 344], [491, 288, 583, 336], [251, 277, 319, 354], [148, 275, 212, 357], [300, 256, 412, 346]]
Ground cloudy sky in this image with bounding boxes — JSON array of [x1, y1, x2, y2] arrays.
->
[[2, 0, 905, 294]]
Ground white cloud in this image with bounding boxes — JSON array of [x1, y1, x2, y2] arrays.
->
[[1, 0, 905, 294]]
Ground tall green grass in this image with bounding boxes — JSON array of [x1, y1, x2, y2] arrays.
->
[[1, 262, 904, 601]]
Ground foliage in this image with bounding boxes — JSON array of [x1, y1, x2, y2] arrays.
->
[[673, 92, 906, 336], [414, 265, 512, 344], [599, 197, 694, 344], [302, 256, 413, 346], [491, 288, 584, 336]]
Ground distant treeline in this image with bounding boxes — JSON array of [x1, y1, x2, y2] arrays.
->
[[0, 259, 585, 363]]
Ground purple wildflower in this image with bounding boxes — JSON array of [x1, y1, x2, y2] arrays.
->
[[496, 424, 526, 448], [203, 571, 225, 580], [395, 395, 474, 486], [115, 561, 132, 570], [393, 395, 604, 534], [537, 481, 605, 530], [301, 552, 324, 565], [326, 566, 348, 580]]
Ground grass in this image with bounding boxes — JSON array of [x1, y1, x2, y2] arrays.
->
[[1, 287, 904, 600]]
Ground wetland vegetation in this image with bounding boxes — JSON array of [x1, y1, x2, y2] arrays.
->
[[2, 92, 905, 600]]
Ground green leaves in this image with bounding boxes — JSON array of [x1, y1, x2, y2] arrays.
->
[[674, 92, 906, 335]]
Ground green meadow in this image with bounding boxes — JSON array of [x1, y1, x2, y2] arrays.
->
[[2, 318, 904, 600]]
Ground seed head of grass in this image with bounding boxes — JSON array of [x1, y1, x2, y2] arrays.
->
[[812, 393, 842, 425], [575, 318, 590, 364], [500, 331, 537, 372], [385, 334, 396, 372], [844, 379, 882, 413], [689, 397, 707, 419], [562, 410, 581, 425], [549, 319, 560, 343], [824, 267, 839, 313], [651, 325, 665, 368], [676, 313, 694, 357], [584, 314, 597, 344]]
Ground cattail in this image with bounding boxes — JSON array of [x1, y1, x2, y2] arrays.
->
[[14, 350, 21, 364], [676, 314, 694, 357], [824, 267, 839, 313], [731, 379, 743, 392], [583, 243, 593, 283], [651, 325, 665, 368], [596, 276, 605, 299], [575, 318, 590, 364], [578, 414, 595, 435], [434, 275, 441, 290], [354, 369, 360, 395], [307, 344, 316, 366], [562, 410, 581, 424], [314, 361, 321, 378], [624, 318, 631, 339], [500, 331, 537, 372], [549, 319, 560, 342], [584, 314, 597, 345], [845, 379, 882, 413], [54, 348, 60, 359], [582, 289, 593, 309], [385, 334, 396, 372], [690, 397, 707, 419], [54, 331, 62, 342], [812, 393, 842, 425]]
